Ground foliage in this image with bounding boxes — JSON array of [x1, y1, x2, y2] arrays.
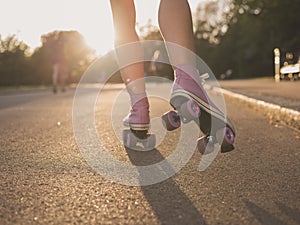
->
[[0, 35, 33, 85], [33, 30, 95, 84], [195, 0, 300, 78], [1, 0, 299, 85], [0, 31, 95, 86], [194, 0, 233, 44], [139, 21, 163, 41], [137, 0, 300, 79]]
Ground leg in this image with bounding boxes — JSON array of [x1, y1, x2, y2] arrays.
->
[[158, 0, 219, 105], [159, 0, 236, 151], [60, 63, 67, 92], [110, 0, 145, 91], [52, 63, 58, 93], [158, 0, 195, 67], [110, 0, 149, 128], [158, 0, 203, 103]]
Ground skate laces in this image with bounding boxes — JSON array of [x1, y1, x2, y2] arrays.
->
[[199, 73, 209, 86]]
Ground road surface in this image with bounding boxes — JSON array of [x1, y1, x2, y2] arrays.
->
[[0, 85, 299, 225]]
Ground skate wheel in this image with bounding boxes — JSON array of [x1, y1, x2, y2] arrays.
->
[[161, 110, 181, 131], [216, 127, 235, 147], [180, 99, 201, 123], [197, 136, 214, 155], [143, 134, 156, 151], [122, 130, 137, 148], [221, 144, 235, 153], [122, 129, 156, 151]]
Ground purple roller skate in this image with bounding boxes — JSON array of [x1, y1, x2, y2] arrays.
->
[[161, 65, 235, 153], [122, 91, 156, 151]]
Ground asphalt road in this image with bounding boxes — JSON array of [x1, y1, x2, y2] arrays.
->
[[0, 85, 299, 225], [219, 78, 300, 111]]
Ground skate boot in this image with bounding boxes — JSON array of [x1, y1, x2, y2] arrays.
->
[[122, 91, 156, 151], [161, 65, 235, 153]]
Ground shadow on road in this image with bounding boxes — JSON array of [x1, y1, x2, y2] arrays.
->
[[276, 202, 300, 224], [125, 147, 208, 225], [244, 200, 300, 225]]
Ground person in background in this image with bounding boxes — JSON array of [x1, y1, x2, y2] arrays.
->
[[52, 34, 68, 93]]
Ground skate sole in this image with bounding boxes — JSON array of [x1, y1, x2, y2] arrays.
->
[[122, 129, 156, 151], [170, 90, 236, 136], [123, 121, 150, 131]]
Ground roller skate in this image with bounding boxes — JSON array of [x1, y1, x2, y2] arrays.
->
[[122, 91, 156, 151], [161, 65, 235, 154]]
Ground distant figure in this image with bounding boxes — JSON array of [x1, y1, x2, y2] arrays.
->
[[149, 50, 162, 76], [52, 34, 68, 93]]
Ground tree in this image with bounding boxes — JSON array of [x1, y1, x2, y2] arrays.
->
[[225, 0, 300, 76], [32, 30, 96, 84], [193, 0, 300, 78], [0, 35, 32, 86]]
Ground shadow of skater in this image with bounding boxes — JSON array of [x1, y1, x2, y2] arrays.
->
[[244, 200, 287, 225], [276, 202, 300, 224], [126, 147, 208, 225]]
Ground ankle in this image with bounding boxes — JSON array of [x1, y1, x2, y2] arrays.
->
[[175, 65, 199, 79], [128, 92, 149, 108]]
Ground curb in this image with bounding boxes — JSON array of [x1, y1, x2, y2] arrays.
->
[[209, 85, 300, 130]]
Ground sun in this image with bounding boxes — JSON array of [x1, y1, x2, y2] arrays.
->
[[80, 20, 115, 56], [72, 1, 115, 56], [0, 0, 203, 55], [78, 0, 160, 56]]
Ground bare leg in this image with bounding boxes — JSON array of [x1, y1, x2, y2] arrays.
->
[[158, 0, 196, 68], [110, 0, 145, 93], [52, 64, 59, 93], [110, 0, 150, 128], [60, 63, 67, 92]]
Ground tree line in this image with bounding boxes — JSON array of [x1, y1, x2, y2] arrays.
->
[[141, 0, 300, 79], [193, 0, 300, 78], [0, 31, 95, 86], [0, 0, 299, 86]]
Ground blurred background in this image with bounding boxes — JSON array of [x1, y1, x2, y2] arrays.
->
[[0, 0, 299, 87]]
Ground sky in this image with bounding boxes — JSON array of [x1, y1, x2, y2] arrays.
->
[[0, 0, 205, 55]]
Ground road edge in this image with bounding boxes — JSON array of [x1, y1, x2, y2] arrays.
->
[[208, 85, 300, 130]]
